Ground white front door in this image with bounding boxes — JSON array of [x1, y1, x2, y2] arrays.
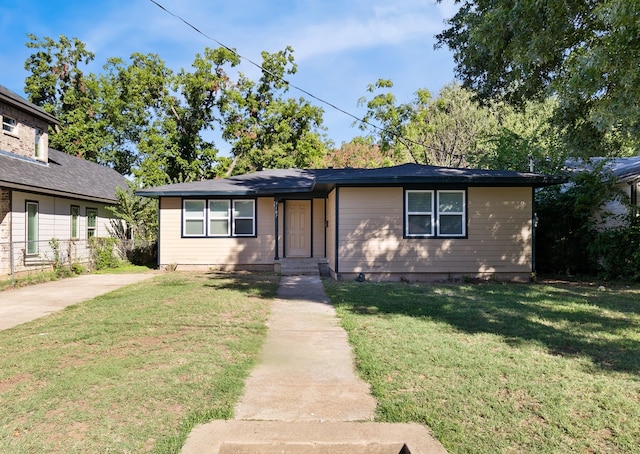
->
[[286, 200, 311, 257]]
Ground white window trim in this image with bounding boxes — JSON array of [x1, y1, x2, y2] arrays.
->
[[182, 198, 256, 238], [35, 128, 43, 157], [86, 208, 98, 239], [406, 190, 434, 237], [70, 205, 80, 239], [232, 200, 256, 237], [405, 189, 466, 238], [437, 190, 466, 237], [2, 115, 18, 135], [208, 200, 231, 237], [26, 201, 39, 255], [183, 200, 206, 237]]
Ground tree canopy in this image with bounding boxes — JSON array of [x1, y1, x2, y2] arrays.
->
[[358, 81, 498, 167], [23, 35, 329, 185], [436, 0, 640, 156]]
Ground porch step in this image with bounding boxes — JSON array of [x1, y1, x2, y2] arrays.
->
[[276, 258, 329, 276]]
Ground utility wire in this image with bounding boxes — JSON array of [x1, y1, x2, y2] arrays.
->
[[148, 0, 415, 146]]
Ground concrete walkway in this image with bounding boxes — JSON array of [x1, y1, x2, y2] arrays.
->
[[0, 273, 158, 331], [182, 275, 448, 453], [234, 275, 377, 422]]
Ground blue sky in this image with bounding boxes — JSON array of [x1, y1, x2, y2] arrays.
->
[[1, 0, 457, 149]]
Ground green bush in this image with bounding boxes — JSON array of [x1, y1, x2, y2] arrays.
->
[[89, 237, 121, 270], [536, 164, 640, 281], [590, 223, 640, 281], [126, 241, 157, 267]]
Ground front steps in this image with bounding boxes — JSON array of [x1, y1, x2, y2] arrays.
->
[[275, 257, 329, 276]]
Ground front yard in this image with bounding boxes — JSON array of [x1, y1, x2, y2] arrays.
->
[[1, 273, 638, 453], [0, 272, 279, 453], [324, 280, 640, 453]]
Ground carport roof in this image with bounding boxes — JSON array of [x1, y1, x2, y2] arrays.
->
[[136, 163, 566, 198]]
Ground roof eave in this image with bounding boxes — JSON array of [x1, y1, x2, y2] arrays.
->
[[0, 93, 60, 126], [1, 181, 118, 204]]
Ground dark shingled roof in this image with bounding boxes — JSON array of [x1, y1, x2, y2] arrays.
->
[[137, 163, 566, 197], [0, 85, 59, 125], [0, 148, 128, 203]]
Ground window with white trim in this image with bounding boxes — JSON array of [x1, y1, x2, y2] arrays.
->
[[183, 199, 256, 237], [405, 190, 466, 237], [209, 200, 230, 236], [183, 200, 206, 236], [437, 191, 466, 236], [35, 128, 43, 157], [2, 115, 17, 134], [71, 205, 80, 239], [233, 200, 255, 236], [406, 190, 434, 236], [26, 201, 39, 255], [86, 208, 98, 238]]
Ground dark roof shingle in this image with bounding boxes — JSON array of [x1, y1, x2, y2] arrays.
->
[[137, 163, 566, 197], [0, 148, 128, 203]]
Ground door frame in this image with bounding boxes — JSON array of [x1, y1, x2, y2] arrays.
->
[[284, 199, 312, 257]]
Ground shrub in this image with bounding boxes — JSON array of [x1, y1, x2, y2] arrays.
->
[[89, 237, 121, 270], [536, 164, 639, 281], [126, 241, 158, 267]]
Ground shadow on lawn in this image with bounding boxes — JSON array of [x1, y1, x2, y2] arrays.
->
[[201, 271, 280, 300], [333, 283, 640, 373]]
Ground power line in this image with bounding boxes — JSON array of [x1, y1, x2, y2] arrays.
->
[[147, 0, 403, 143]]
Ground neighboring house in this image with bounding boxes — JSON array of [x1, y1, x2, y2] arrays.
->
[[137, 164, 564, 281], [0, 84, 127, 277], [565, 157, 640, 229]]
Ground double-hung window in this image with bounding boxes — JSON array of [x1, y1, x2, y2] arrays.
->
[[406, 190, 434, 236], [209, 200, 230, 236], [405, 189, 466, 237], [2, 115, 17, 134], [86, 208, 98, 238], [437, 190, 465, 236], [183, 199, 256, 237], [183, 200, 206, 236], [233, 200, 255, 236]]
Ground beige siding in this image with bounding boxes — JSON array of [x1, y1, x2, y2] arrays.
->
[[159, 197, 276, 268], [336, 186, 532, 279], [312, 198, 325, 258], [326, 190, 336, 272], [277, 200, 284, 259]]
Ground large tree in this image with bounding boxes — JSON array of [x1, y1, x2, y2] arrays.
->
[[24, 34, 107, 163], [218, 46, 327, 176], [359, 81, 495, 167], [436, 0, 640, 156], [322, 137, 394, 169], [472, 98, 567, 174], [24, 36, 328, 183]]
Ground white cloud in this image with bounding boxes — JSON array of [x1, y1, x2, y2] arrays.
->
[[258, 1, 449, 62]]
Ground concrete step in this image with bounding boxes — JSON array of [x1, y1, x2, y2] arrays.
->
[[276, 258, 329, 276]]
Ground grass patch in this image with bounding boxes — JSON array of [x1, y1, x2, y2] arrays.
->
[[0, 272, 279, 453], [0, 270, 62, 292], [0, 263, 153, 292], [324, 281, 640, 454]]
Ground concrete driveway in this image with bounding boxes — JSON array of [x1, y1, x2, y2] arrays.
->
[[0, 273, 158, 331]]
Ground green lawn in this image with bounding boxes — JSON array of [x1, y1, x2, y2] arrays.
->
[[0, 272, 279, 454], [324, 280, 640, 454]]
